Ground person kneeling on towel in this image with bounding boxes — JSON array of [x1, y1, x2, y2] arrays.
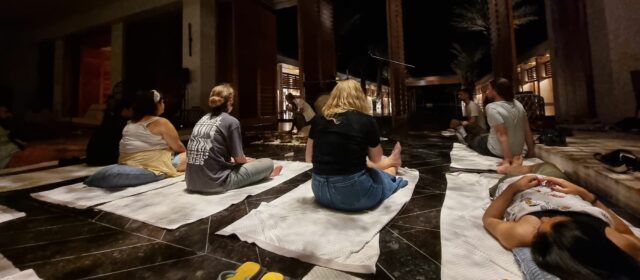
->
[[305, 79, 408, 212], [484, 160, 640, 279]]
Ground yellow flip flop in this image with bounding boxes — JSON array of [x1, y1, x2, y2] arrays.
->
[[218, 262, 262, 280], [260, 272, 284, 280]]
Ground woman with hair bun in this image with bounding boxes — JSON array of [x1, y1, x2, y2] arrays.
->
[[185, 84, 282, 193]]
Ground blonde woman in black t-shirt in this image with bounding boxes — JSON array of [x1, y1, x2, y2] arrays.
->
[[306, 80, 408, 211]]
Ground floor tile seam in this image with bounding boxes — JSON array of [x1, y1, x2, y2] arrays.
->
[[386, 227, 441, 266], [409, 192, 444, 199], [0, 221, 91, 234], [204, 216, 212, 253], [77, 254, 204, 279], [0, 230, 119, 250], [391, 224, 440, 233], [18, 241, 160, 267], [396, 207, 442, 218], [89, 219, 201, 253], [375, 262, 396, 280], [203, 252, 243, 266]]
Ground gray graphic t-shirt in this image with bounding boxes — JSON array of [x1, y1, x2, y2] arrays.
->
[[186, 113, 244, 193], [486, 100, 527, 157]]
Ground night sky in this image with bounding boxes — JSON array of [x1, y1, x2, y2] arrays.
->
[[276, 0, 548, 80]]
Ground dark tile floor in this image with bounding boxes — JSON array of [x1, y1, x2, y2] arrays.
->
[[0, 135, 455, 280]]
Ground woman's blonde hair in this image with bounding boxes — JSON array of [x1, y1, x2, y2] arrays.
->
[[209, 84, 234, 107], [322, 80, 371, 121]]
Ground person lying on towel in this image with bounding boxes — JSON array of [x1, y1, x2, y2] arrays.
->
[[484, 160, 640, 279], [185, 84, 282, 194], [305, 79, 408, 212], [85, 90, 187, 188], [468, 78, 536, 163]]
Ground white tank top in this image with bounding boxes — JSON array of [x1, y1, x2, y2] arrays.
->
[[495, 174, 613, 225], [119, 117, 169, 154]]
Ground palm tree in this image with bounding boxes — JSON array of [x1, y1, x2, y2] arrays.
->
[[450, 44, 485, 90], [449, 0, 538, 88], [451, 0, 538, 35]]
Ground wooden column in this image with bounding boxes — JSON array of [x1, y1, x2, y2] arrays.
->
[[298, 0, 336, 105], [488, 0, 517, 85], [386, 0, 407, 117], [545, 0, 596, 122], [217, 0, 277, 119]]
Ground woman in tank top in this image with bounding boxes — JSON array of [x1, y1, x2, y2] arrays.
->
[[85, 90, 186, 188], [118, 90, 186, 176], [484, 161, 640, 279]]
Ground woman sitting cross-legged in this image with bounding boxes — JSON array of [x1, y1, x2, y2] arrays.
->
[[484, 160, 640, 279], [305, 80, 407, 212], [85, 90, 187, 188], [185, 84, 282, 194]]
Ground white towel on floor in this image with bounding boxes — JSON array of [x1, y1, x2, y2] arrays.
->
[[450, 143, 542, 171], [97, 161, 312, 229], [0, 164, 102, 193], [302, 266, 364, 280], [1, 269, 41, 280], [0, 161, 58, 176], [441, 172, 522, 280], [218, 168, 420, 274], [0, 254, 40, 280], [31, 176, 186, 209], [0, 205, 25, 224]]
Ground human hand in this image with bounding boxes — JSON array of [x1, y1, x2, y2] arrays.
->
[[509, 175, 541, 193], [544, 177, 593, 200], [246, 157, 256, 162]]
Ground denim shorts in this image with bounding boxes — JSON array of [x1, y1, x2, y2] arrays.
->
[[311, 168, 409, 212]]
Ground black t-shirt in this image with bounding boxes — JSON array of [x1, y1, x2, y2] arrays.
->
[[309, 111, 380, 175]]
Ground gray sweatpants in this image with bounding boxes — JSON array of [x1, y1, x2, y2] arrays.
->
[[225, 158, 275, 190]]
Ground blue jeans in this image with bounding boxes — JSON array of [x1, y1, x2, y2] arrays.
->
[[84, 164, 166, 188], [312, 168, 408, 212]]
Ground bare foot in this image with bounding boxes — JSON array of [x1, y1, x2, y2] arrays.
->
[[496, 161, 511, 174], [512, 155, 524, 167], [270, 165, 283, 177], [389, 142, 403, 168]]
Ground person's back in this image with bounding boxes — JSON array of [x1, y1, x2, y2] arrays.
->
[[186, 112, 243, 192], [486, 100, 527, 157], [466, 100, 487, 130], [311, 111, 378, 176]]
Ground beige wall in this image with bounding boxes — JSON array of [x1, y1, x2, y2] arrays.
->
[[587, 0, 640, 123]]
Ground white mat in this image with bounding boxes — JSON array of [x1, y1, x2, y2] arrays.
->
[[0, 161, 58, 176], [30, 176, 186, 209], [441, 172, 521, 280], [0, 254, 40, 280], [97, 161, 312, 229], [302, 266, 363, 280], [450, 143, 542, 171], [0, 205, 25, 224], [218, 168, 420, 274], [0, 164, 102, 193]]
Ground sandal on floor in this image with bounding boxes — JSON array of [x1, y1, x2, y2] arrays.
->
[[594, 149, 638, 173], [218, 262, 262, 280], [260, 272, 284, 280]]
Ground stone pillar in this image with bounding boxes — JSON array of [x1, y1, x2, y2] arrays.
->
[[545, 0, 596, 122], [298, 0, 336, 105], [182, 0, 216, 109], [386, 0, 407, 117], [585, 0, 640, 124], [53, 39, 65, 119], [488, 0, 517, 86], [110, 22, 124, 86]]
